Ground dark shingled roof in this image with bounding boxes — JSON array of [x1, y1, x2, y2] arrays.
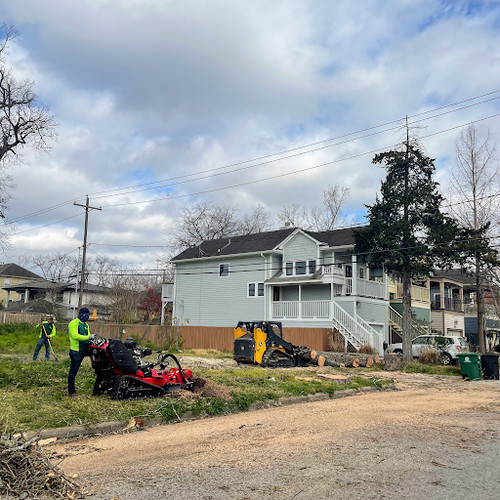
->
[[172, 227, 358, 261], [0, 263, 42, 279]]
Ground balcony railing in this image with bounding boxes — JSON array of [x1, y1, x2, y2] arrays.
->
[[322, 264, 345, 277], [395, 284, 430, 303], [431, 295, 463, 312], [346, 278, 386, 300]]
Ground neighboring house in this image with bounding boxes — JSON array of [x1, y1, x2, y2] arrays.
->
[[429, 270, 466, 337], [387, 277, 431, 343], [3, 280, 111, 320], [171, 227, 390, 354], [0, 263, 42, 307]]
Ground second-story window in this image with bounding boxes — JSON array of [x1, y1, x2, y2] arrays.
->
[[285, 262, 293, 276], [345, 265, 352, 277], [359, 267, 364, 279], [219, 263, 229, 277], [296, 261, 306, 275], [308, 260, 316, 274]]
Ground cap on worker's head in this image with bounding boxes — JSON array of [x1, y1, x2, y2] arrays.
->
[[48, 317, 54, 322], [79, 307, 90, 315]]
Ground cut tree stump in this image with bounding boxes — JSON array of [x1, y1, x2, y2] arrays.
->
[[385, 353, 404, 371]]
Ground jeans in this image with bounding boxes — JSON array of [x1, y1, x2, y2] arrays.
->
[[68, 349, 87, 395], [33, 337, 50, 361]]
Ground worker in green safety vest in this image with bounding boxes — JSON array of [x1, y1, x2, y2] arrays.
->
[[33, 317, 56, 361], [67, 307, 92, 397]]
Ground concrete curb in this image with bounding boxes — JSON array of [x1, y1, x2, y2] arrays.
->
[[24, 383, 397, 443]]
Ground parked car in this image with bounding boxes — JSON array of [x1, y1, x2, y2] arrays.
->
[[386, 335, 468, 365]]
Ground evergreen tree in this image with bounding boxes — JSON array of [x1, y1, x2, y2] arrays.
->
[[355, 144, 466, 362]]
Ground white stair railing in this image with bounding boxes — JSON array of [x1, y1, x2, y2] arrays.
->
[[331, 301, 382, 351]]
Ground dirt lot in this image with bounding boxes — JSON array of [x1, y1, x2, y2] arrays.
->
[[44, 372, 500, 500]]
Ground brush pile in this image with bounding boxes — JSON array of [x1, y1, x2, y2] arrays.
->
[[0, 435, 81, 499]]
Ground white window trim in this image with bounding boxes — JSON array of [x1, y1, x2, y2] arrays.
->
[[218, 263, 230, 277], [4, 278, 11, 285], [247, 282, 265, 298]]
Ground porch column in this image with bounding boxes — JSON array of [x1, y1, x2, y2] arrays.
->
[[6, 290, 10, 304], [299, 285, 302, 318], [352, 255, 357, 296], [459, 287, 464, 312], [24, 289, 29, 303], [439, 281, 445, 309]]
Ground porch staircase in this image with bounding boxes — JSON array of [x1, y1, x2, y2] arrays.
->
[[331, 301, 382, 352], [388, 306, 429, 340]]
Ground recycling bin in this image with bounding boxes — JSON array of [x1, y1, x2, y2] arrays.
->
[[481, 354, 500, 380], [457, 352, 482, 380]]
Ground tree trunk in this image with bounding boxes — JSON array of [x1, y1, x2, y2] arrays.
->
[[476, 259, 486, 354], [401, 271, 413, 363]]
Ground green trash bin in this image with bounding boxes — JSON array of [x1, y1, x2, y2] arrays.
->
[[457, 352, 482, 380]]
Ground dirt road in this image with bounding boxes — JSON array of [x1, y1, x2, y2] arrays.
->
[[50, 375, 500, 500]]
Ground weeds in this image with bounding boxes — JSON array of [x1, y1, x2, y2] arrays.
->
[[404, 362, 461, 376]]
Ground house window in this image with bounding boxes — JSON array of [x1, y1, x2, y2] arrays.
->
[[219, 263, 229, 277], [359, 268, 364, 279], [308, 260, 316, 274], [248, 282, 264, 298], [4, 278, 11, 285], [345, 265, 352, 277], [285, 262, 293, 276], [296, 261, 306, 275]]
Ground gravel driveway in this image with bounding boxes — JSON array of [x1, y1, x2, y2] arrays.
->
[[47, 373, 500, 500]]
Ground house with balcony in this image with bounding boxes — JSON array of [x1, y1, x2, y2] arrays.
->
[[429, 270, 465, 337], [171, 227, 390, 353]]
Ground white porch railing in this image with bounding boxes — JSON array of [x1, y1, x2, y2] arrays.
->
[[322, 264, 345, 277], [271, 301, 330, 319], [331, 301, 382, 351], [345, 278, 386, 299]]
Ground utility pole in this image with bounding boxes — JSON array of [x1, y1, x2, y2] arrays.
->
[[74, 196, 102, 309]]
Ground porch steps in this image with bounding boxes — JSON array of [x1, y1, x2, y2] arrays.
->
[[331, 301, 381, 352], [388, 306, 428, 339]]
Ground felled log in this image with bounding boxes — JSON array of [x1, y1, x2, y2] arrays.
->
[[299, 349, 378, 368]]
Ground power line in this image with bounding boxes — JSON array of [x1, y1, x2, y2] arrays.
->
[[3, 88, 500, 226]]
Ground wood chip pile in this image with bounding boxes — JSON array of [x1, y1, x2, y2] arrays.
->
[[0, 436, 81, 499]]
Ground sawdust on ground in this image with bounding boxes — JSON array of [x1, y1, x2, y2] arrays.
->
[[45, 372, 500, 500]]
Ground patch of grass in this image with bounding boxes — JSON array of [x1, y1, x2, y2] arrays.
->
[[404, 362, 462, 376], [0, 355, 390, 434]]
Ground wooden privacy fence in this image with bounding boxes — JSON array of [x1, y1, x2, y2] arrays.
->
[[0, 312, 43, 324]]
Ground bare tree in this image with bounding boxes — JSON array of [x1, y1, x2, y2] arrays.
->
[[172, 201, 241, 249], [92, 254, 119, 286], [238, 204, 272, 234], [277, 184, 353, 231], [448, 124, 500, 354], [32, 252, 79, 281], [0, 24, 57, 253]]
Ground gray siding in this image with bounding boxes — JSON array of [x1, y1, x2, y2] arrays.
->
[[282, 285, 299, 301], [283, 233, 317, 262], [174, 255, 266, 327], [301, 284, 331, 301]]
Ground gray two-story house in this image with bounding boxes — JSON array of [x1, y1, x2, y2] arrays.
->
[[171, 227, 389, 353]]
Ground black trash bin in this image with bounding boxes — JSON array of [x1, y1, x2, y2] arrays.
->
[[481, 354, 500, 380]]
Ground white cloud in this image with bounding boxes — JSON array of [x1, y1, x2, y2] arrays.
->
[[0, 0, 499, 269]]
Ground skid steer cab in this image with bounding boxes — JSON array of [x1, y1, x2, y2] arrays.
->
[[233, 321, 308, 368]]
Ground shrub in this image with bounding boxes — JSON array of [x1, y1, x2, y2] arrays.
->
[[358, 344, 377, 355], [419, 347, 441, 365]]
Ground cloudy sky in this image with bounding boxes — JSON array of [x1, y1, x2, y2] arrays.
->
[[1, 0, 500, 274]]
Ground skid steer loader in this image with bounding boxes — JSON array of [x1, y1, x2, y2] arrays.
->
[[233, 320, 308, 368]]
